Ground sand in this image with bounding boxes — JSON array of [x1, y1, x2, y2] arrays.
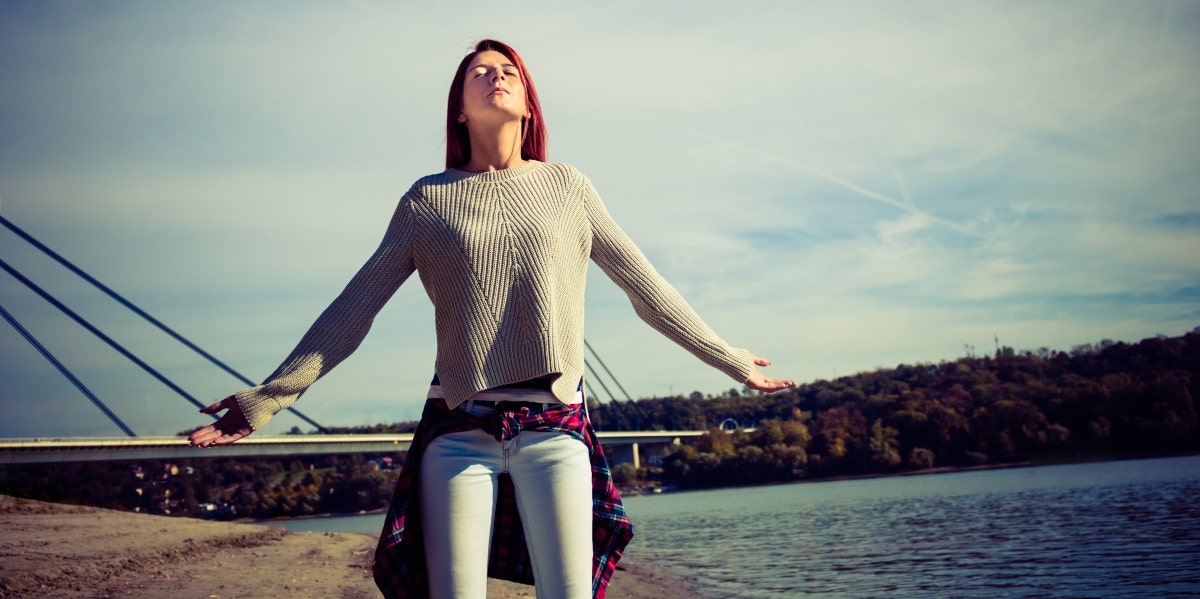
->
[[0, 495, 703, 599]]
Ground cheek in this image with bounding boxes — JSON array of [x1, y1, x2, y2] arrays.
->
[[460, 83, 481, 110]]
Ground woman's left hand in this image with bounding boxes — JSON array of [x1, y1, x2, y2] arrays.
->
[[744, 355, 797, 393]]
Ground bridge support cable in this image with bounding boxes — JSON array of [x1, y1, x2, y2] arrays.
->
[[0, 216, 327, 432], [1, 258, 218, 416], [582, 359, 619, 403], [0, 302, 137, 437], [583, 341, 641, 431], [581, 380, 601, 431], [584, 339, 634, 401]]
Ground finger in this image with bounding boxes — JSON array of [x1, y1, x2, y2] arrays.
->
[[192, 421, 231, 443], [188, 426, 218, 447], [746, 376, 796, 392], [215, 431, 247, 445], [204, 421, 249, 446], [199, 395, 234, 415], [191, 416, 238, 446], [753, 356, 771, 367], [193, 427, 237, 448]]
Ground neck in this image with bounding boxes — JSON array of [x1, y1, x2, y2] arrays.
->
[[462, 119, 528, 172]]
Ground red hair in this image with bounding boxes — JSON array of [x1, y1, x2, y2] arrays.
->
[[445, 39, 547, 169]]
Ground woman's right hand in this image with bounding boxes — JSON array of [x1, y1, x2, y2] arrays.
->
[[188, 396, 253, 448]]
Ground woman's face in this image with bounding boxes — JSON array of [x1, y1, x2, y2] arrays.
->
[[459, 50, 529, 126]]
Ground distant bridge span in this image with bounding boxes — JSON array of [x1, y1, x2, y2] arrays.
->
[[0, 431, 708, 468]]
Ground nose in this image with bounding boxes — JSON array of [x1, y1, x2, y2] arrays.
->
[[490, 67, 505, 83]]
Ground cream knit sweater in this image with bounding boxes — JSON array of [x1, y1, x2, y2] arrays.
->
[[234, 161, 753, 430]]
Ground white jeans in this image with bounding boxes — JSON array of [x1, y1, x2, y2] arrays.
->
[[419, 404, 593, 599]]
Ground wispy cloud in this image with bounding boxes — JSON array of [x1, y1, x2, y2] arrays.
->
[[697, 131, 986, 239], [1, 2, 1197, 436]]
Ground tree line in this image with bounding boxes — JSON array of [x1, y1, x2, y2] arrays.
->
[[2, 328, 1196, 516], [0, 452, 398, 520], [599, 329, 1199, 488]]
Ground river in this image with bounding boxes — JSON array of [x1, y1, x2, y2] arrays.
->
[[269, 455, 1200, 598]]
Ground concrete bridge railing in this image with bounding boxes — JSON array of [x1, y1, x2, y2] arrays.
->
[[0, 431, 709, 467]]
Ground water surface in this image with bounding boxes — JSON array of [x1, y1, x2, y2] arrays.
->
[[272, 456, 1200, 597], [621, 456, 1200, 598]]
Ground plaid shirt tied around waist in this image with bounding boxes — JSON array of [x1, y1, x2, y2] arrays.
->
[[371, 397, 635, 598]]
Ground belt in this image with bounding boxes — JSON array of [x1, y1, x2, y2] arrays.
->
[[427, 374, 584, 408], [430, 373, 555, 391], [463, 399, 567, 413]]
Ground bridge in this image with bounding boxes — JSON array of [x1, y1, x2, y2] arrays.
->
[[0, 431, 706, 468], [1, 215, 715, 469]]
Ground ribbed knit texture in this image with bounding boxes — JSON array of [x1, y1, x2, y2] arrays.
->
[[234, 162, 753, 430]]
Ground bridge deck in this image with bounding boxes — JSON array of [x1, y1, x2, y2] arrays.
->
[[0, 431, 706, 464]]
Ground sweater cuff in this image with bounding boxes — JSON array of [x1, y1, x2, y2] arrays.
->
[[721, 347, 755, 384], [233, 386, 292, 431]]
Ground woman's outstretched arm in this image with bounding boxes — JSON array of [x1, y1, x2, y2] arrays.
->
[[188, 196, 419, 444], [579, 171, 795, 392]]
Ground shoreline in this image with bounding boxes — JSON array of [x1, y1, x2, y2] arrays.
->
[[646, 451, 1200, 495], [0, 494, 705, 599], [180, 454, 1181, 539]]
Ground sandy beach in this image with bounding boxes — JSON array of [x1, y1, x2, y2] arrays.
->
[[0, 495, 702, 599]]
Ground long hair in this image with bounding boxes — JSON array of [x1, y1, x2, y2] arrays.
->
[[445, 39, 547, 169]]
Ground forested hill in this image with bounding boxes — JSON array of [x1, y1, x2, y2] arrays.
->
[[590, 329, 1200, 487]]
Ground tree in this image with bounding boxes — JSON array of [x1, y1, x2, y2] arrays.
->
[[908, 447, 935, 469], [815, 404, 868, 465], [869, 419, 902, 468], [695, 428, 735, 457], [611, 464, 640, 487]]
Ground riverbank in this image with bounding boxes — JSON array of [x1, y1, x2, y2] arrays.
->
[[0, 494, 704, 599]]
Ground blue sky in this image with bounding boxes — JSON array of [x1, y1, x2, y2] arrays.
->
[[1, 1, 1197, 437]]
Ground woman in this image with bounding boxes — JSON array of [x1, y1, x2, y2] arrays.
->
[[188, 39, 795, 599]]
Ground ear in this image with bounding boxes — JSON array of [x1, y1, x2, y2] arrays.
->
[[457, 113, 467, 123]]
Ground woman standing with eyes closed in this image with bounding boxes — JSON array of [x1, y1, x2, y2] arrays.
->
[[187, 39, 795, 599]]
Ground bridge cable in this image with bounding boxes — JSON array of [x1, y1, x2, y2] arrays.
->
[[582, 358, 619, 403], [1, 258, 217, 415], [0, 216, 327, 432], [584, 339, 634, 401], [581, 371, 618, 432], [580, 379, 601, 431], [0, 301, 137, 437]]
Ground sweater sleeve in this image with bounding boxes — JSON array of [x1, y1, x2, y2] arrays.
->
[[233, 196, 418, 430], [577, 173, 754, 384]]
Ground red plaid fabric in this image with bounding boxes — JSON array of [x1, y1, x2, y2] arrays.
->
[[371, 398, 635, 598]]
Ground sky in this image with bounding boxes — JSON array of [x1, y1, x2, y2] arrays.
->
[[1, 1, 1198, 438]]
